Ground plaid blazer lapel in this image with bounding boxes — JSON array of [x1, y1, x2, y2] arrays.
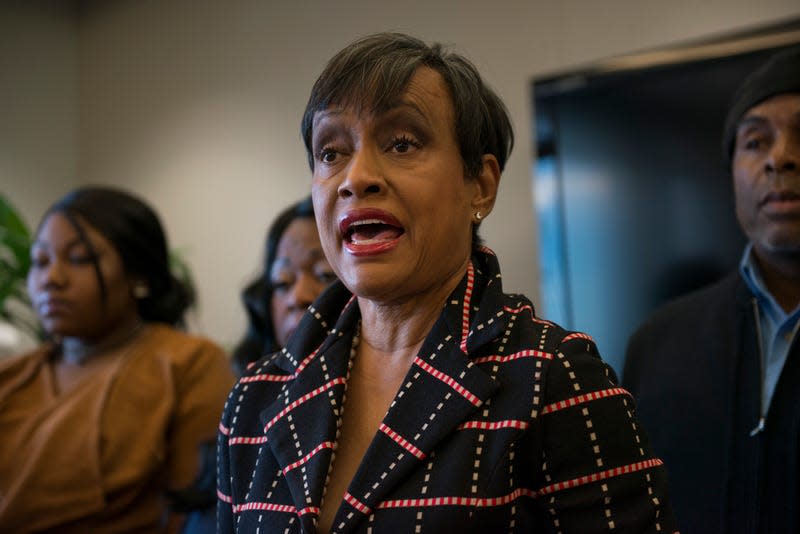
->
[[257, 289, 360, 520], [330, 256, 506, 532]]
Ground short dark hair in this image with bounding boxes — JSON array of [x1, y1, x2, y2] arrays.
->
[[232, 196, 315, 374], [301, 32, 514, 177], [42, 186, 192, 326]]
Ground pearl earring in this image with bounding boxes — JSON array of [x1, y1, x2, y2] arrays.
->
[[133, 283, 150, 299], [475, 211, 483, 221]]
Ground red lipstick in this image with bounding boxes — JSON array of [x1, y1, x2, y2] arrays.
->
[[339, 208, 405, 256]]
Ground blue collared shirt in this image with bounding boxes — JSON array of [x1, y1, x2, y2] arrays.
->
[[740, 244, 800, 416]]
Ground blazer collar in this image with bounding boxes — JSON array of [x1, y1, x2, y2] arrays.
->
[[258, 249, 509, 531], [258, 289, 359, 520]]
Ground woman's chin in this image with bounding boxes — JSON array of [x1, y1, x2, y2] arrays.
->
[[341, 267, 405, 300]]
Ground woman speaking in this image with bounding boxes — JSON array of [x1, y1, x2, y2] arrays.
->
[[218, 33, 676, 533]]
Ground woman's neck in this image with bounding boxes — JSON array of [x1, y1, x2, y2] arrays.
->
[[61, 317, 146, 365], [356, 259, 468, 359]]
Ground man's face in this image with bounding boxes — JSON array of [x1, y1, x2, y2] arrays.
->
[[733, 93, 800, 261]]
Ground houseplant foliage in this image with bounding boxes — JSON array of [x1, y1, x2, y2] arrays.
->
[[0, 193, 40, 341]]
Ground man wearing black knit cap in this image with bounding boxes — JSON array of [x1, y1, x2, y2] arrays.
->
[[623, 45, 800, 533]]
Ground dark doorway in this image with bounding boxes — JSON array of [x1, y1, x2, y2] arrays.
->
[[532, 21, 800, 373]]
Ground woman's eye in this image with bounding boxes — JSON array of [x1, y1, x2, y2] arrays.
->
[[271, 277, 293, 292], [318, 148, 338, 164], [30, 256, 48, 268], [744, 137, 764, 150], [389, 135, 420, 154], [69, 255, 93, 264]]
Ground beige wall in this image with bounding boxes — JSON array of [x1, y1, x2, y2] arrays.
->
[[1, 2, 77, 228], [4, 0, 799, 350]]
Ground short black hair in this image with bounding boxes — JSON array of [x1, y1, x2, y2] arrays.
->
[[301, 32, 513, 176], [42, 186, 192, 326], [231, 196, 315, 374]]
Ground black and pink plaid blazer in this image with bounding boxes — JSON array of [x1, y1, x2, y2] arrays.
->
[[217, 248, 676, 533]]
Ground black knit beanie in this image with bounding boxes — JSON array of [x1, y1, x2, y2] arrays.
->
[[722, 45, 800, 165]]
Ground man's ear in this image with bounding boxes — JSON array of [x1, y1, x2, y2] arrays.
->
[[471, 154, 501, 219]]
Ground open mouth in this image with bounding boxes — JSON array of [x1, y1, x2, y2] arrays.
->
[[345, 218, 404, 245], [339, 209, 406, 254]]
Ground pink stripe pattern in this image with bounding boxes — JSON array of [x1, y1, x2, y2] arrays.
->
[[240, 373, 294, 383], [229, 435, 269, 446], [297, 506, 320, 517], [344, 492, 372, 514], [502, 303, 553, 325], [373, 459, 664, 509], [459, 262, 475, 354], [473, 349, 553, 364], [378, 487, 536, 509], [541, 387, 631, 415], [283, 441, 335, 474], [263, 377, 346, 432], [413, 357, 482, 406], [561, 332, 594, 344], [503, 304, 535, 315], [379, 423, 426, 459], [219, 422, 230, 436], [240, 346, 323, 384], [232, 502, 319, 515], [294, 345, 322, 375], [457, 419, 529, 431], [536, 458, 664, 497]]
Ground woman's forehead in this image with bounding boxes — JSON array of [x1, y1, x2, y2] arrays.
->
[[313, 69, 454, 130], [317, 68, 450, 118], [35, 211, 110, 252]]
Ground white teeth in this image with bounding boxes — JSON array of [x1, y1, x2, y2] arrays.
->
[[351, 237, 384, 245], [350, 218, 384, 227]]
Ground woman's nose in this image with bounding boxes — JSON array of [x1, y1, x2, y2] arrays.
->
[[43, 260, 68, 287], [287, 272, 321, 309], [337, 145, 384, 199], [29, 259, 66, 296]]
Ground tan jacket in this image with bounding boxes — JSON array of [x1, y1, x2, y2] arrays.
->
[[0, 324, 234, 533]]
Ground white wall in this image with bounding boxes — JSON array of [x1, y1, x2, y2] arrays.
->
[[5, 0, 800, 351], [0, 2, 79, 354], [1, 2, 78, 228]]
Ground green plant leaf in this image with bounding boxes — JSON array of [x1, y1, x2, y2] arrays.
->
[[0, 193, 38, 340], [0, 195, 32, 269]]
